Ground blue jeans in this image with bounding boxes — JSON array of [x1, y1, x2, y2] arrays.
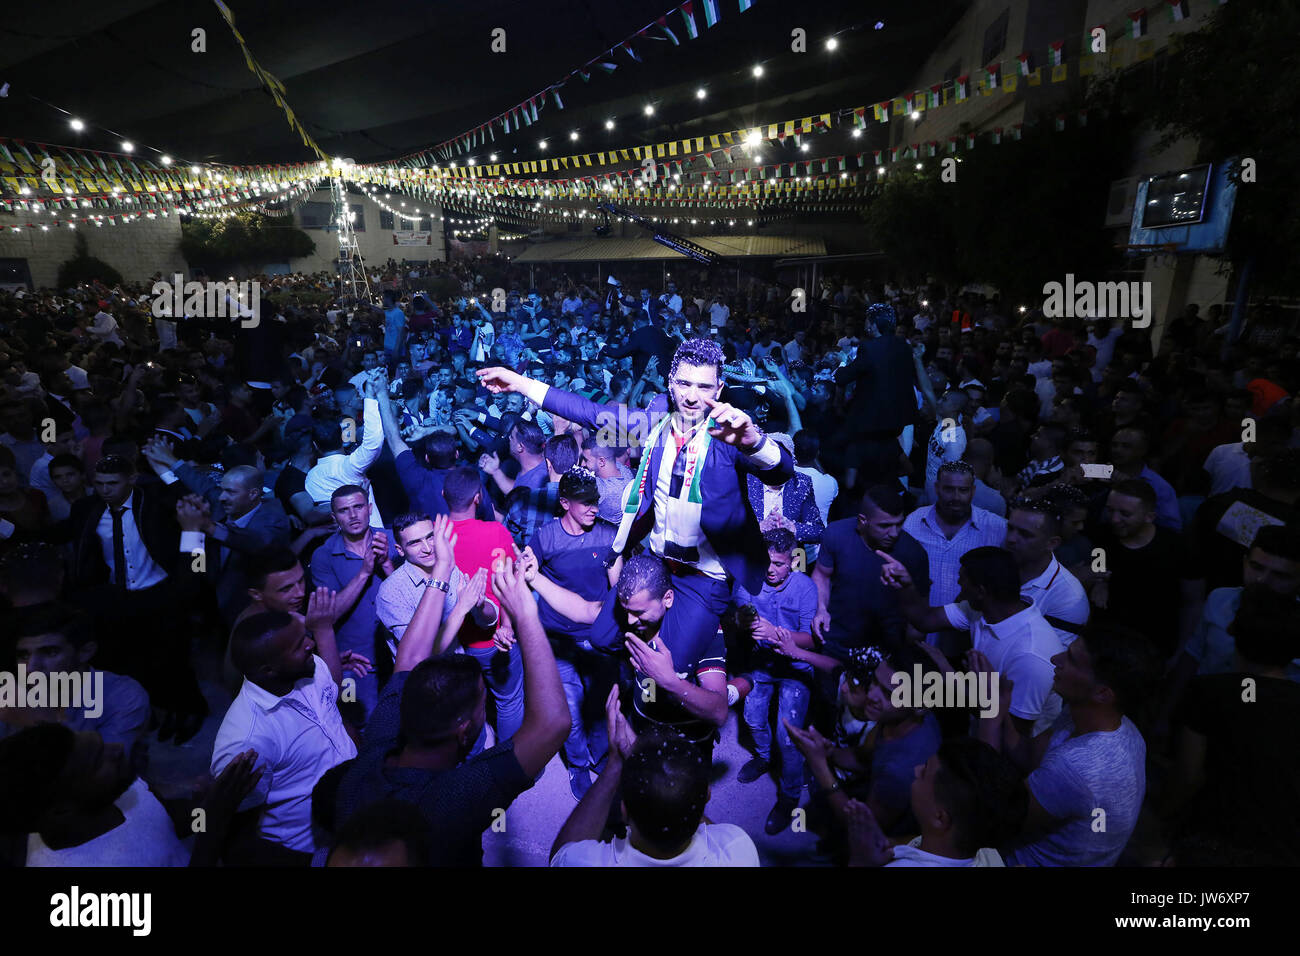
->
[[554, 641, 615, 770], [337, 632, 380, 728], [466, 642, 525, 743], [743, 672, 811, 799]]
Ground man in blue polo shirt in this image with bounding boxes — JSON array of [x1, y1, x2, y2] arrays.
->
[[525, 466, 619, 799], [308, 485, 400, 726]]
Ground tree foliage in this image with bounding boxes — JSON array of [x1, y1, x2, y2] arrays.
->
[[864, 107, 1133, 304], [57, 232, 124, 288], [1141, 0, 1300, 291], [181, 211, 316, 269]]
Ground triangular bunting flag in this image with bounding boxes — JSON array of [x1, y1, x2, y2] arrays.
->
[[680, 1, 701, 39]]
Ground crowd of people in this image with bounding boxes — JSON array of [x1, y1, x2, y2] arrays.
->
[[0, 255, 1297, 868]]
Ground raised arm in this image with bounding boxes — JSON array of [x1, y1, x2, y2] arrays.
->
[[338, 383, 385, 483], [376, 386, 412, 459], [523, 546, 604, 624], [876, 549, 951, 634], [493, 557, 570, 777], [393, 515, 457, 672]]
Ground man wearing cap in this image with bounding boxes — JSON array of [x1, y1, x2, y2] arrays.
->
[[524, 466, 620, 799], [479, 337, 793, 674]]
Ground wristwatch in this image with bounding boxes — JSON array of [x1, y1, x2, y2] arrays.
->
[[428, 579, 451, 593]]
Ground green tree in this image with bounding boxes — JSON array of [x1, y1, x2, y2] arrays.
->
[[1142, 0, 1300, 292], [57, 233, 124, 288], [181, 211, 316, 270], [864, 108, 1132, 304]]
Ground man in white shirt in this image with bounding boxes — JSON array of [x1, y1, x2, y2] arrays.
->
[[28, 427, 79, 520], [1003, 502, 1090, 645], [783, 331, 807, 365], [88, 309, 124, 346], [708, 297, 730, 329], [792, 431, 838, 564], [347, 350, 385, 392], [2, 724, 189, 867], [658, 281, 683, 315], [881, 545, 1064, 737], [551, 699, 759, 866], [211, 606, 357, 861], [306, 381, 385, 528]]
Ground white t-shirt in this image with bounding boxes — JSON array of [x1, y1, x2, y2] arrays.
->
[[26, 778, 189, 867], [1021, 557, 1090, 646], [1203, 441, 1252, 496], [943, 601, 1065, 734], [709, 302, 730, 327], [1007, 710, 1146, 867], [887, 838, 1004, 867], [551, 823, 760, 867]]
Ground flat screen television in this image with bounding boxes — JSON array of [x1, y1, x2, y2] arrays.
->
[[1140, 164, 1212, 229]]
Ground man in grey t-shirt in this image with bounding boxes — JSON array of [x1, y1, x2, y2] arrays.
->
[[974, 625, 1158, 866]]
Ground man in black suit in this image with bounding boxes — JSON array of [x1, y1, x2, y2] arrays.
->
[[143, 436, 292, 626], [603, 310, 676, 379], [60, 455, 208, 743], [833, 303, 921, 489]]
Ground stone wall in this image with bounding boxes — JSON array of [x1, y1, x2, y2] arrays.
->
[[0, 210, 186, 289]]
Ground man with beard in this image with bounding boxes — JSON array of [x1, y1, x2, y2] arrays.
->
[[211, 597, 354, 864], [479, 338, 793, 662], [812, 484, 930, 661], [903, 461, 1007, 654]]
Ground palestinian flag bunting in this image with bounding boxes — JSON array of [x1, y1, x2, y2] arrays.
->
[[657, 17, 680, 44], [701, 0, 721, 28], [680, 2, 701, 39], [1129, 9, 1148, 37], [1049, 41, 1065, 66], [955, 75, 970, 101], [1168, 0, 1189, 21], [1016, 53, 1032, 76]]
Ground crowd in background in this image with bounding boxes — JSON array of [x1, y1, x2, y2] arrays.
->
[[0, 253, 1297, 867]]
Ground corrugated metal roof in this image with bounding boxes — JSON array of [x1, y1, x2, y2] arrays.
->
[[513, 235, 826, 262]]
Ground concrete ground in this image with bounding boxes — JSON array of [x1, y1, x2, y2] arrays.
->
[[481, 712, 824, 867], [144, 646, 825, 867]]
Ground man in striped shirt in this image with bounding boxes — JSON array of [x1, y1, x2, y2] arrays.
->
[[903, 461, 1007, 654]]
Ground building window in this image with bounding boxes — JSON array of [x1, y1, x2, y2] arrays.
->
[[299, 201, 332, 229], [350, 204, 365, 232], [379, 209, 394, 230], [982, 8, 1009, 66]]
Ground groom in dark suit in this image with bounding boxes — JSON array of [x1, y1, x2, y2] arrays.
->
[[479, 338, 792, 668]]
